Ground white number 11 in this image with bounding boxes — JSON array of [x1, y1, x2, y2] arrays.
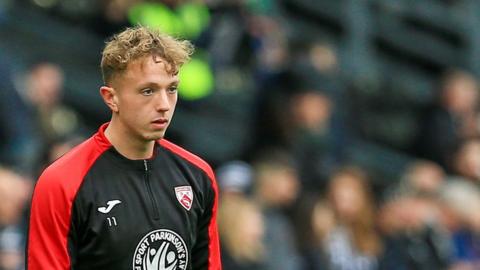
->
[[107, 217, 117, 227]]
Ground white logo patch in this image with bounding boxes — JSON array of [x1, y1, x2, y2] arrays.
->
[[98, 200, 122, 213], [133, 229, 188, 270], [174, 186, 193, 211]]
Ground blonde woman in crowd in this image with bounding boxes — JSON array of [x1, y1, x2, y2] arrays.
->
[[218, 195, 266, 270], [305, 166, 382, 270]]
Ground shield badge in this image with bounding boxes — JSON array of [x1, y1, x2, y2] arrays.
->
[[175, 186, 194, 211]]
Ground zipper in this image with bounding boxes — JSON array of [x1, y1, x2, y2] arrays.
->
[[144, 160, 160, 220]]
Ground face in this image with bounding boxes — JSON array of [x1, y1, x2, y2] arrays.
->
[[455, 140, 480, 180], [28, 63, 64, 108], [330, 175, 366, 221], [407, 162, 445, 193], [109, 55, 179, 142], [291, 91, 331, 131], [443, 75, 478, 113], [259, 167, 299, 206]]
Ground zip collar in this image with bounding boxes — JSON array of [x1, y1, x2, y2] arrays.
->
[[95, 122, 159, 171]]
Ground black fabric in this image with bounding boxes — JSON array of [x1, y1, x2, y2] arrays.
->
[[68, 143, 215, 270]]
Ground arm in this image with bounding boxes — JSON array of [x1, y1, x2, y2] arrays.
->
[[26, 170, 75, 269], [191, 174, 222, 270]]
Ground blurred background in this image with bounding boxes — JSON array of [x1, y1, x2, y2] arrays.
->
[[2, 0, 480, 269]]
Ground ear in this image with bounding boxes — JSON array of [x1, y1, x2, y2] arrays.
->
[[99, 86, 119, 113]]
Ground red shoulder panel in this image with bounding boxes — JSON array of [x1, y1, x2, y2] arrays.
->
[[27, 125, 111, 269]]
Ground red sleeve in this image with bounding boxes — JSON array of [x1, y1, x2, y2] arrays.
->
[[27, 168, 74, 269], [26, 136, 109, 269], [159, 139, 222, 269], [206, 169, 222, 270]]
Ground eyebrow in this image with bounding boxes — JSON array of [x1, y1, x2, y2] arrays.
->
[[138, 80, 179, 89]]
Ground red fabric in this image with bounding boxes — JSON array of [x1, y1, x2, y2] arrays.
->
[[159, 139, 222, 270], [27, 124, 111, 269]]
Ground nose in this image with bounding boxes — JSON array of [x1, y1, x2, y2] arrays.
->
[[154, 90, 170, 112]]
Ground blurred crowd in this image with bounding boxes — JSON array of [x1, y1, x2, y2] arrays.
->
[[2, 0, 480, 270]]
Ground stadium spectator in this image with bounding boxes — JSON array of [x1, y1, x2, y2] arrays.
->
[[18, 61, 82, 175], [321, 167, 382, 270], [289, 85, 346, 189], [24, 62, 80, 145], [405, 160, 445, 194], [216, 160, 254, 196], [252, 148, 303, 270], [0, 166, 32, 270], [378, 166, 452, 270], [0, 57, 39, 175], [439, 179, 480, 269], [452, 138, 480, 182], [416, 70, 480, 172], [218, 195, 266, 270]]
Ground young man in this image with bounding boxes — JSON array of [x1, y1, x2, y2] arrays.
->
[[26, 26, 222, 270]]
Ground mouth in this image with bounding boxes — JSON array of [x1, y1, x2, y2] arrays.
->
[[151, 118, 169, 129]]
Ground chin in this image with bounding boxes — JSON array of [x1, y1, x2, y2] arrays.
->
[[143, 131, 165, 141]]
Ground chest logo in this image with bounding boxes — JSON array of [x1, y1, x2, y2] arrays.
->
[[174, 186, 193, 211], [98, 200, 122, 214], [133, 229, 188, 270]]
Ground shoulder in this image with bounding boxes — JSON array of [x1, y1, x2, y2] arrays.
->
[[159, 139, 215, 181]]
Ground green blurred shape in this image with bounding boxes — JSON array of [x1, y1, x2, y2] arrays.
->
[[128, 3, 184, 37], [128, 2, 210, 39], [179, 57, 214, 100], [177, 2, 210, 39]]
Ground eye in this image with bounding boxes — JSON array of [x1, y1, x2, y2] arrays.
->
[[141, 88, 153, 96], [168, 86, 178, 94]]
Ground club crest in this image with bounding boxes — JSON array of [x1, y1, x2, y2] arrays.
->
[[174, 186, 193, 211]]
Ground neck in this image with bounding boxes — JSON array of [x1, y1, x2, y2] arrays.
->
[[104, 119, 155, 160]]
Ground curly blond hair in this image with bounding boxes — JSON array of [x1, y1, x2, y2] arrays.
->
[[101, 26, 194, 84]]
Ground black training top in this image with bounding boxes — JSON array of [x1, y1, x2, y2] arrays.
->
[[27, 123, 222, 270]]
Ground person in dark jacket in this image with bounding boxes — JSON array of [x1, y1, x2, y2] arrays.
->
[[26, 26, 222, 270]]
